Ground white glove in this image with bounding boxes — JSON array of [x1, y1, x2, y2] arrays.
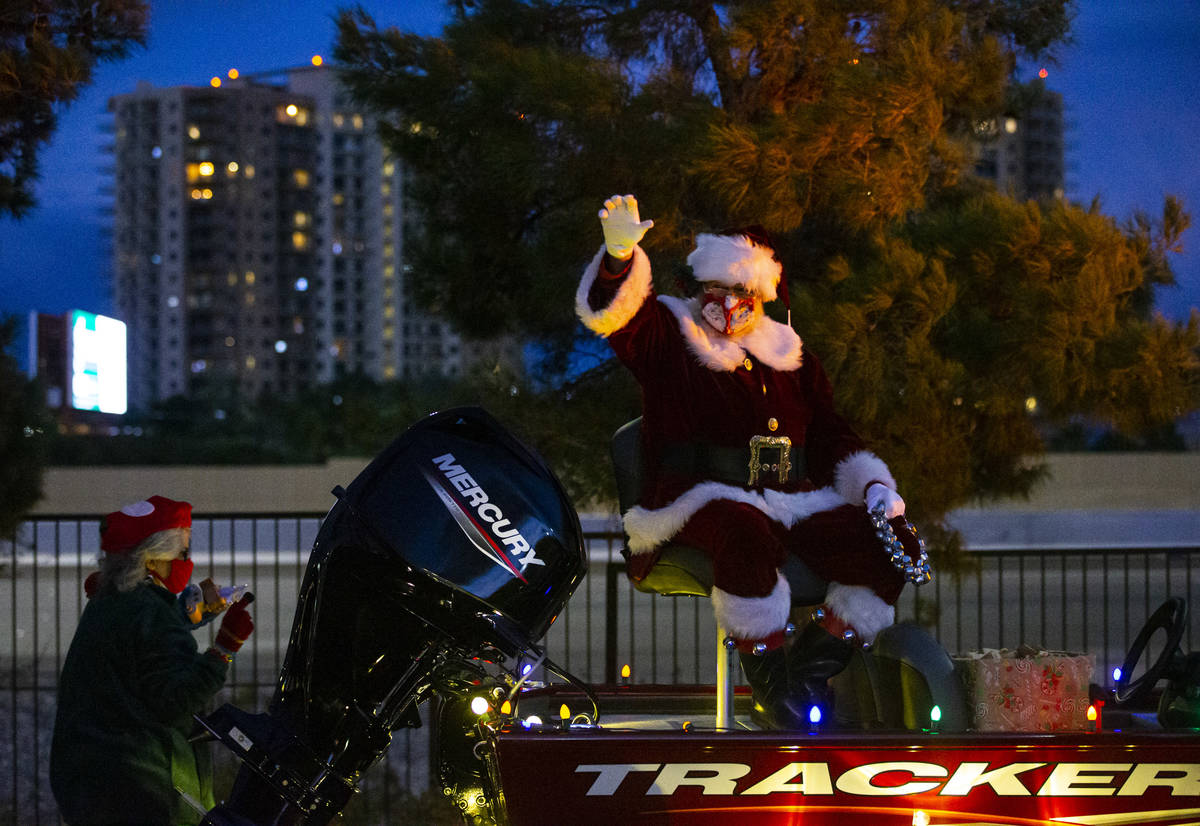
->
[[866, 482, 905, 519], [599, 194, 653, 260]]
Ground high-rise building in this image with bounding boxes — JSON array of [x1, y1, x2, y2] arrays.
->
[[108, 64, 511, 411], [972, 85, 1065, 202]]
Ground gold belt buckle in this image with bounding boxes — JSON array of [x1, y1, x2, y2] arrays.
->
[[748, 435, 792, 485]]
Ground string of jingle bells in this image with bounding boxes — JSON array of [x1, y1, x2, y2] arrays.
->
[[869, 505, 932, 586]]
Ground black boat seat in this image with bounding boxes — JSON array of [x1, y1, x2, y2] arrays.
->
[[610, 417, 828, 604]]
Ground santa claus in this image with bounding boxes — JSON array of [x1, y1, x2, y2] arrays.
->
[[576, 194, 925, 728]]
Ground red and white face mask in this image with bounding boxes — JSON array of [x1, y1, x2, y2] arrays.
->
[[701, 285, 760, 335]]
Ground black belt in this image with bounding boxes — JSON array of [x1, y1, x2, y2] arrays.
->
[[660, 437, 803, 487]]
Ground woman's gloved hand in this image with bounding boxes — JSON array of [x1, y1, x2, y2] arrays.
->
[[211, 596, 255, 662], [866, 482, 906, 519], [599, 194, 653, 260]]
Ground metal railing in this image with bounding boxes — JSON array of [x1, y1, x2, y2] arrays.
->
[[3, 514, 1198, 824]]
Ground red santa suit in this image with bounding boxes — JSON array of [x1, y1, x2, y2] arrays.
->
[[577, 240, 909, 646]]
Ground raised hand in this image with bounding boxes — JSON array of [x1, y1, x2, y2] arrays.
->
[[599, 194, 653, 260]]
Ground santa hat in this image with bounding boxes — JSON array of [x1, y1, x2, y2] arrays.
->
[[687, 230, 784, 303], [100, 495, 192, 555]]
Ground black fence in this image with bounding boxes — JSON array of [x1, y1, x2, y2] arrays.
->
[[3, 514, 1198, 824]]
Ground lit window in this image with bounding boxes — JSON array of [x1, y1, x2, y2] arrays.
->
[[188, 125, 200, 140], [293, 169, 310, 187], [151, 146, 163, 159], [274, 340, 287, 353], [352, 114, 364, 130], [244, 164, 255, 179], [245, 293, 256, 306], [245, 355, 256, 369], [292, 231, 309, 250], [226, 161, 239, 174], [384, 244, 394, 257], [228, 68, 239, 80], [333, 113, 345, 128], [227, 273, 238, 286], [383, 162, 395, 176], [210, 76, 221, 88], [1004, 117, 1019, 134], [190, 188, 204, 200], [332, 241, 343, 255], [384, 365, 396, 378], [191, 360, 207, 373], [383, 325, 394, 339], [384, 265, 395, 278], [225, 336, 236, 347], [198, 161, 214, 177], [383, 204, 394, 217], [294, 277, 309, 292], [311, 55, 323, 66], [293, 211, 310, 228], [278, 104, 309, 126], [384, 306, 395, 319], [201, 188, 213, 200], [167, 295, 180, 308], [381, 182, 392, 196], [245, 271, 256, 284], [332, 193, 345, 206]]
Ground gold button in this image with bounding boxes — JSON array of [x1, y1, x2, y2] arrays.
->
[[743, 358, 753, 370], [768, 417, 779, 431]]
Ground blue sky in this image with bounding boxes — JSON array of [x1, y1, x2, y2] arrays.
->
[[1, 0, 1197, 366]]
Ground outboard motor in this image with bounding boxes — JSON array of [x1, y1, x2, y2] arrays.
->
[[200, 408, 587, 825]]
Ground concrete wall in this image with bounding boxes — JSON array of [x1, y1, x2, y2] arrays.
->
[[969, 452, 1199, 511], [32, 458, 372, 516], [31, 452, 1199, 517]]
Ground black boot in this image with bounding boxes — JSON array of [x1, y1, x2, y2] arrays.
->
[[740, 621, 856, 730], [739, 644, 810, 729]]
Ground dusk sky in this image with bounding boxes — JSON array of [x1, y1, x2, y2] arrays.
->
[[1, 0, 1197, 369]]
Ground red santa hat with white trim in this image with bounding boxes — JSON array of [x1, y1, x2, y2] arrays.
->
[[686, 229, 785, 303], [100, 495, 192, 555]]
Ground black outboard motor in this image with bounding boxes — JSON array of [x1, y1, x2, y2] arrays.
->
[[200, 408, 587, 825]]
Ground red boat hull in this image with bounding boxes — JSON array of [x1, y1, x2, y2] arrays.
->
[[493, 728, 1200, 825]]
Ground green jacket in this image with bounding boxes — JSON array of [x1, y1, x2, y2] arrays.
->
[[51, 581, 229, 825]]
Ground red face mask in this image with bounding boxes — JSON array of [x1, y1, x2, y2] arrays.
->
[[151, 558, 194, 594], [701, 289, 758, 335]]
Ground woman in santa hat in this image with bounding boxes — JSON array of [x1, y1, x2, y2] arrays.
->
[[50, 496, 254, 825], [578, 195, 924, 729]]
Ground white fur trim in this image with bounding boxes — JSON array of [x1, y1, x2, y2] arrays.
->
[[624, 482, 764, 555], [623, 483, 847, 554], [575, 245, 652, 337], [833, 450, 895, 505], [688, 234, 781, 301], [712, 574, 791, 640], [824, 582, 894, 643], [761, 487, 849, 528], [658, 296, 802, 372]]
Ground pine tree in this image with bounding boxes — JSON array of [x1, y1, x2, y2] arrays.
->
[[0, 317, 52, 537], [334, 0, 1199, 530], [0, 0, 148, 217]]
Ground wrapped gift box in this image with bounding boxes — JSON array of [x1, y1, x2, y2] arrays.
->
[[955, 646, 1095, 732]]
